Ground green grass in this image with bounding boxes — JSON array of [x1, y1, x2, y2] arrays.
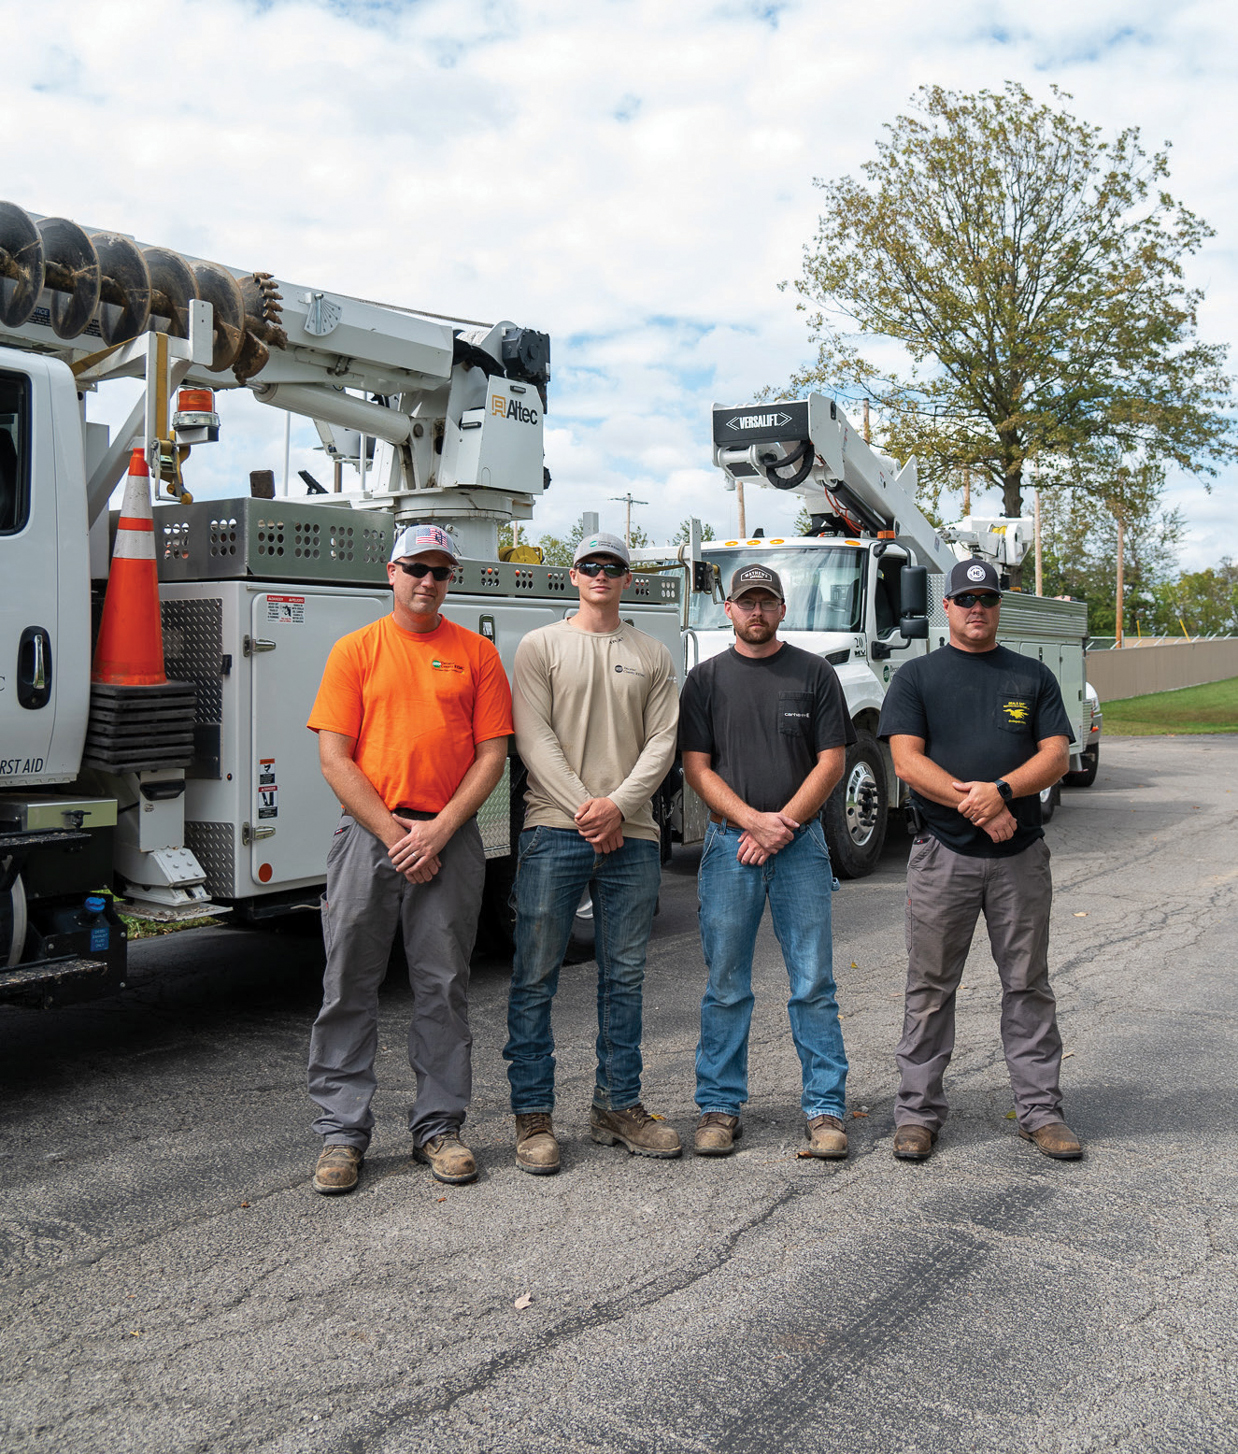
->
[[1104, 675, 1238, 736]]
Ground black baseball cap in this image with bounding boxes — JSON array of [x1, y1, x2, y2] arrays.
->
[[728, 564, 784, 600], [945, 558, 1002, 598]]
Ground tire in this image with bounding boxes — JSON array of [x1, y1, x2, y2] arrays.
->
[[1039, 780, 1062, 823], [1063, 745, 1099, 788], [824, 729, 889, 880]]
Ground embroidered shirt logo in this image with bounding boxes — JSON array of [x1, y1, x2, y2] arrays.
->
[[1000, 697, 1032, 725], [614, 663, 646, 677], [432, 659, 464, 673]]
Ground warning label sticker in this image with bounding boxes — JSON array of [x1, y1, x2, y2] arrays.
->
[[267, 594, 305, 624], [258, 757, 277, 818]]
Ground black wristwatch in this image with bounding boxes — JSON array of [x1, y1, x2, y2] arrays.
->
[[994, 779, 1013, 803]]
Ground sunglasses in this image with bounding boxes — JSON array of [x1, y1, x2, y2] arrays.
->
[[950, 592, 1001, 609], [396, 561, 455, 581], [574, 560, 628, 578]]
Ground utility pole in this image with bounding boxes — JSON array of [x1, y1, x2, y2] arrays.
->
[[1033, 489, 1042, 596], [736, 479, 746, 538], [610, 494, 648, 547], [1115, 509, 1125, 648]]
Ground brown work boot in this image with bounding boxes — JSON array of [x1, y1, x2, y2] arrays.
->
[[893, 1124, 937, 1161], [313, 1144, 363, 1195], [694, 1112, 742, 1157], [590, 1103, 682, 1158], [515, 1113, 560, 1175], [802, 1114, 848, 1159], [1019, 1121, 1083, 1160], [413, 1131, 478, 1184]]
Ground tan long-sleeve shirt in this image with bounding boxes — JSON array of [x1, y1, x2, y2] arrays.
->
[[512, 619, 679, 843]]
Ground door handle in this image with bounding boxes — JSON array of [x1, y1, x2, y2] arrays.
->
[[17, 627, 52, 709], [243, 636, 276, 656]]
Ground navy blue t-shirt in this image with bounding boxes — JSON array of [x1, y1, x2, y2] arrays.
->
[[878, 643, 1074, 857]]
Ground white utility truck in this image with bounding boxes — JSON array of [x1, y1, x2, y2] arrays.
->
[[0, 200, 684, 1007], [642, 395, 1096, 878]]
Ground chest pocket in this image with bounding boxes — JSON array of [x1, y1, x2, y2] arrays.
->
[[778, 691, 814, 737], [996, 694, 1035, 734]]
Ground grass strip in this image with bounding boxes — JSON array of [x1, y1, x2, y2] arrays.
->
[[1103, 675, 1238, 735]]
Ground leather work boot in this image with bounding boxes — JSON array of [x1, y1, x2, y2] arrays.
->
[[802, 1114, 848, 1159], [1019, 1121, 1083, 1160], [893, 1124, 937, 1161], [413, 1131, 478, 1184], [694, 1112, 742, 1156], [515, 1113, 561, 1175], [313, 1144, 363, 1195], [590, 1103, 682, 1158]]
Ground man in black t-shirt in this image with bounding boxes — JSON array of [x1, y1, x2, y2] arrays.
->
[[878, 558, 1082, 1163], [680, 564, 856, 1159]]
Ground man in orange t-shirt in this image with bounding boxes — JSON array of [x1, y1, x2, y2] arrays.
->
[[306, 523, 512, 1196]]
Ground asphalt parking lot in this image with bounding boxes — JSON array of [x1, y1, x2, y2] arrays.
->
[[2, 735, 1236, 1453]]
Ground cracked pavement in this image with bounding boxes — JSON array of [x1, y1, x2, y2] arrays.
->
[[2, 736, 1236, 1452]]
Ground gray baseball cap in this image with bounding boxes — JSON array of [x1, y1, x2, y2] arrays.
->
[[390, 522, 460, 564], [572, 531, 630, 567], [945, 558, 1002, 597], [728, 564, 784, 600]]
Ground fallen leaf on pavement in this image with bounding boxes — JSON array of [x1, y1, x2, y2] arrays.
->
[[514, 1294, 533, 1310], [1074, 912, 1088, 917], [1005, 1110, 1017, 1120]]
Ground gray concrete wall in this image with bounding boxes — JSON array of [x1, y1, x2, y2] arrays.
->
[[1087, 638, 1238, 701]]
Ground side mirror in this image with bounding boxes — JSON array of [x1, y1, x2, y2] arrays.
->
[[900, 566, 929, 639]]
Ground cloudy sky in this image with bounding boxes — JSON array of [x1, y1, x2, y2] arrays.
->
[[6, 0, 1237, 568]]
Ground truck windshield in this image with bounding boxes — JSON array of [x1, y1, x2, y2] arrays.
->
[[689, 547, 865, 633]]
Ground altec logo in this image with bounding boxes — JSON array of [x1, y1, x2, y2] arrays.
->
[[491, 394, 540, 425], [726, 411, 792, 431]]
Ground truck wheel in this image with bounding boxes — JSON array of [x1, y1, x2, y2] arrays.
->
[[825, 730, 889, 880], [0, 866, 27, 967], [1039, 781, 1062, 823], [1063, 745, 1099, 788]]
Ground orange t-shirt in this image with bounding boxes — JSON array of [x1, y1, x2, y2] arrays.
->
[[307, 613, 513, 813]]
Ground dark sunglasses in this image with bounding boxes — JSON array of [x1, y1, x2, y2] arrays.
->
[[950, 592, 1001, 609], [396, 561, 454, 581], [574, 560, 627, 578]]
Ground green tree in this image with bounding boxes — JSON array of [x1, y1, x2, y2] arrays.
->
[[1150, 560, 1238, 636], [536, 520, 649, 566], [672, 518, 717, 544], [790, 82, 1235, 534]]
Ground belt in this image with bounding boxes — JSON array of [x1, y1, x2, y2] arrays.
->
[[393, 807, 437, 820]]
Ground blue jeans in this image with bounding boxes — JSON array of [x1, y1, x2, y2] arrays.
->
[[505, 827, 662, 1114], [696, 818, 847, 1120]]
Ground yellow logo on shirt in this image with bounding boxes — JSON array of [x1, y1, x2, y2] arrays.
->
[[1001, 698, 1031, 725]]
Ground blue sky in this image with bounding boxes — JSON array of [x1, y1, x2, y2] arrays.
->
[[5, 0, 1237, 567]]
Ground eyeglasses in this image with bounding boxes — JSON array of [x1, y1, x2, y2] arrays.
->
[[950, 592, 1000, 609], [574, 560, 628, 578], [729, 598, 782, 615], [396, 561, 454, 581]]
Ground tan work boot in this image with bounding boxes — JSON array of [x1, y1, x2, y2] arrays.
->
[[590, 1103, 682, 1158], [313, 1144, 363, 1195], [1019, 1121, 1083, 1160], [802, 1113, 848, 1159], [515, 1113, 560, 1175], [893, 1124, 937, 1161], [413, 1131, 478, 1184], [694, 1112, 741, 1156]]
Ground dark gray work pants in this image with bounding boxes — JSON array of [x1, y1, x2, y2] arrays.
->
[[308, 813, 485, 1151], [895, 835, 1064, 1134]]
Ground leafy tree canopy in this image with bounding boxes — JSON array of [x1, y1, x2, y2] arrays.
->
[[790, 82, 1235, 522]]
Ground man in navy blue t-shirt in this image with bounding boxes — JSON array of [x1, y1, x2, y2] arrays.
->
[[878, 558, 1082, 1163]]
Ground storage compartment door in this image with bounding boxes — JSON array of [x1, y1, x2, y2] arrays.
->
[[248, 589, 386, 888]]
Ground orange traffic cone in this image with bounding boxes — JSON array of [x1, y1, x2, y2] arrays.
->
[[91, 447, 167, 686]]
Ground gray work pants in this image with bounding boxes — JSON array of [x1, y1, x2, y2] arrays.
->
[[895, 835, 1063, 1135], [308, 813, 485, 1151]]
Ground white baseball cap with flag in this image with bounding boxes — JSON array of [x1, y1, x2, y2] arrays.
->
[[390, 522, 460, 565]]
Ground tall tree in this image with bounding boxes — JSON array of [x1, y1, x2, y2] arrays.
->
[[790, 83, 1234, 527], [672, 519, 717, 544]]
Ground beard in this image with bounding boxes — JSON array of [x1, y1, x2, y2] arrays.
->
[[733, 615, 779, 645]]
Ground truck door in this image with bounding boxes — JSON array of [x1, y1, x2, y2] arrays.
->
[[0, 359, 87, 784], [247, 587, 387, 889]]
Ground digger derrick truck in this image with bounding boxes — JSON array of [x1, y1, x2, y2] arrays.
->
[[652, 395, 1091, 879], [0, 200, 683, 1008]]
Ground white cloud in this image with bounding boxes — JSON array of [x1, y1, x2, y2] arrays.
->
[[2, 0, 1235, 566]]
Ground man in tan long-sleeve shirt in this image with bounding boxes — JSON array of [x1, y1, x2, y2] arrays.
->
[[505, 531, 680, 1174]]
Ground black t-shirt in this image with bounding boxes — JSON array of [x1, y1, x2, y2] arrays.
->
[[877, 643, 1075, 858], [679, 643, 856, 813]]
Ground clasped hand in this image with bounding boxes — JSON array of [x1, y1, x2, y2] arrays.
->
[[952, 780, 1016, 843], [575, 796, 624, 855], [736, 810, 799, 866], [388, 814, 447, 882]]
